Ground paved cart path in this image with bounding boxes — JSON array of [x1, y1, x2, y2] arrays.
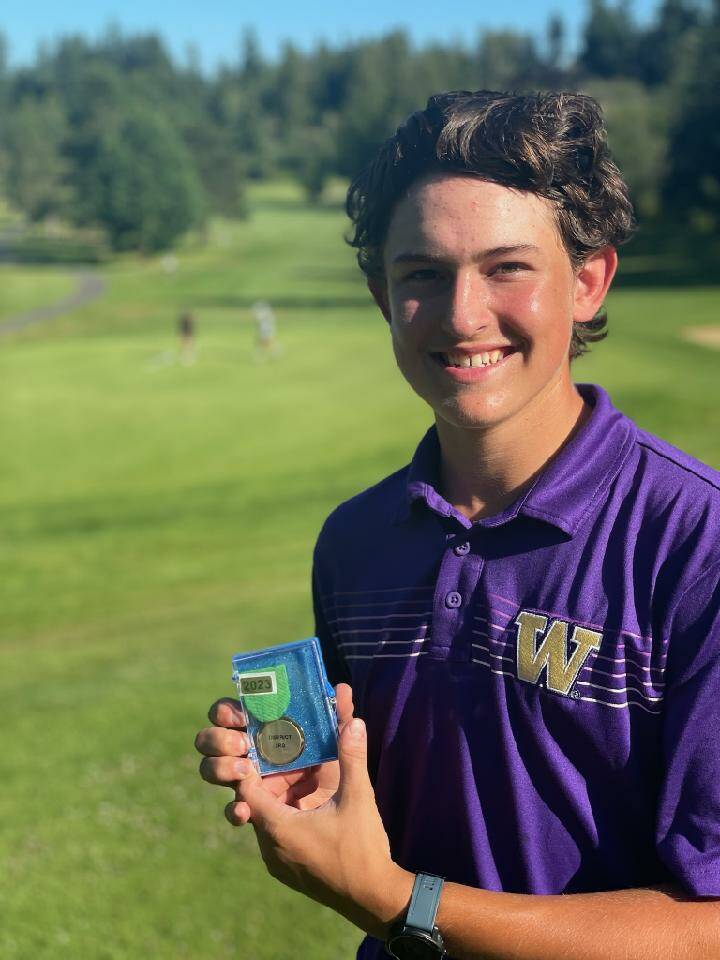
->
[[0, 271, 107, 335]]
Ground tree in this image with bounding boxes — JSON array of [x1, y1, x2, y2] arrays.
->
[[183, 110, 246, 217], [335, 32, 418, 177], [273, 42, 312, 133], [0, 32, 9, 182], [476, 31, 543, 89], [93, 106, 205, 251], [58, 59, 127, 226], [662, 9, 720, 232], [288, 121, 337, 203], [582, 79, 672, 219], [579, 0, 639, 78], [310, 42, 352, 114], [227, 31, 275, 178], [636, 0, 702, 86], [239, 28, 264, 85], [546, 13, 565, 70], [2, 95, 71, 221]]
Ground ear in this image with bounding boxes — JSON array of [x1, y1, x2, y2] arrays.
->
[[367, 278, 391, 325], [572, 246, 618, 324]]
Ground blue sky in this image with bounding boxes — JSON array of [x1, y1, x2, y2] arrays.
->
[[2, 0, 664, 71]]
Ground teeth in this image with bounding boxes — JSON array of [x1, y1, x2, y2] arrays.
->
[[443, 350, 505, 368]]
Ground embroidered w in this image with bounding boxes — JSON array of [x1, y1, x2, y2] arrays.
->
[[515, 611, 602, 697]]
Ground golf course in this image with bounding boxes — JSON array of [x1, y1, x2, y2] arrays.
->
[[2, 181, 719, 958]]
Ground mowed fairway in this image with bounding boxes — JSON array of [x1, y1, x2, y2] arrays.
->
[[2, 182, 719, 959]]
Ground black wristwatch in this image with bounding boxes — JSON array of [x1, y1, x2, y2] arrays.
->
[[385, 873, 446, 959]]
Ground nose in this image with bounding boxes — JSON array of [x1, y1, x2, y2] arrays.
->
[[441, 269, 492, 338]]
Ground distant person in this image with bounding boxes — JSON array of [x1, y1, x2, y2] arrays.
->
[[252, 300, 279, 360], [161, 253, 179, 276], [177, 310, 196, 366], [196, 91, 720, 959]]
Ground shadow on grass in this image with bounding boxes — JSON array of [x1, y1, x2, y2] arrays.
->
[[2, 473, 348, 542]]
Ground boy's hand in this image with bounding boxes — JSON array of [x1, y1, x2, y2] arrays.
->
[[234, 713, 414, 939], [195, 683, 354, 825]]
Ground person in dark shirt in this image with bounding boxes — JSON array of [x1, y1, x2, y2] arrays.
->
[[177, 309, 196, 365]]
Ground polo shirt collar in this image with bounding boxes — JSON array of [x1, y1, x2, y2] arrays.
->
[[395, 384, 636, 538]]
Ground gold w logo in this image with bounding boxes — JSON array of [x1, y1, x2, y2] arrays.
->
[[514, 611, 602, 697]]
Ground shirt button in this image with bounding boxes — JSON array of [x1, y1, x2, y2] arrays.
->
[[445, 591, 462, 609], [454, 541, 470, 556]]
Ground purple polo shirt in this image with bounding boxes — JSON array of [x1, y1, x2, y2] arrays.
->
[[312, 384, 720, 959]]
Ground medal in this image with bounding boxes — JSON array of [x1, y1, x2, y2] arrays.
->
[[255, 717, 306, 764], [237, 665, 306, 766], [231, 636, 339, 777]]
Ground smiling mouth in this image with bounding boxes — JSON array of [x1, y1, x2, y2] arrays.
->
[[432, 347, 518, 368]]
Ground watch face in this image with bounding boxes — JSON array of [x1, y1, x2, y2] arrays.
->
[[387, 932, 443, 960]]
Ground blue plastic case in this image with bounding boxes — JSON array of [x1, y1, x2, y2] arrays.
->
[[231, 637, 338, 776]]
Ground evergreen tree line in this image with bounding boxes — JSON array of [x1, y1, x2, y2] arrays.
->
[[0, 0, 717, 254]]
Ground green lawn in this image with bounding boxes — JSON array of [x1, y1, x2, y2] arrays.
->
[[2, 182, 719, 958], [0, 264, 77, 321]]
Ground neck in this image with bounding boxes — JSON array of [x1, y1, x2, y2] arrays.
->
[[437, 381, 589, 521]]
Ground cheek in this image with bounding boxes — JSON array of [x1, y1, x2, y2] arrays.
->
[[500, 281, 573, 339], [389, 299, 433, 347], [389, 326, 410, 368], [493, 280, 538, 313], [389, 293, 422, 327]]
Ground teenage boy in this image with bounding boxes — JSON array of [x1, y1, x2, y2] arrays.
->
[[195, 92, 720, 959]]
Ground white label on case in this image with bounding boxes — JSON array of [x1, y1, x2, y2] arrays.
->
[[237, 671, 277, 696]]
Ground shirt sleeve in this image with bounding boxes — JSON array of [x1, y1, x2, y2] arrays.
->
[[656, 559, 720, 896], [312, 543, 351, 688]]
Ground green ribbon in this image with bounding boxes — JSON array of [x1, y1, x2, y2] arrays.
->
[[240, 664, 291, 722]]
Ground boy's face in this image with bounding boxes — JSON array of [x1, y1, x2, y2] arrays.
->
[[373, 173, 611, 434]]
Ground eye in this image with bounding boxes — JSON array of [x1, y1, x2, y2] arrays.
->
[[403, 268, 441, 282], [491, 261, 530, 276]]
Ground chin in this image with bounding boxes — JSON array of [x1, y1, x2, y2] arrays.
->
[[434, 397, 509, 431]]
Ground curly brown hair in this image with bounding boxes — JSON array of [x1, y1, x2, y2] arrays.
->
[[346, 90, 636, 359]]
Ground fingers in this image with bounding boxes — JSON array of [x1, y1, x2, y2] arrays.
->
[[194, 726, 250, 758], [199, 755, 254, 787], [208, 698, 247, 728], [225, 799, 252, 826]]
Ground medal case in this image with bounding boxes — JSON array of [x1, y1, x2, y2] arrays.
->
[[231, 636, 339, 776]]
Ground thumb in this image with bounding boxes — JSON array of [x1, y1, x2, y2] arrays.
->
[[335, 682, 355, 729], [236, 766, 289, 833], [335, 717, 372, 809]]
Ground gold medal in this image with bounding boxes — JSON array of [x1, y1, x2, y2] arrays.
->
[[256, 717, 306, 765]]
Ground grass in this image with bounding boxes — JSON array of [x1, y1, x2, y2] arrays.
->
[[2, 180, 719, 958], [0, 264, 77, 321]]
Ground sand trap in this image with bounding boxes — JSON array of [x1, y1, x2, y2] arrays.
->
[[681, 326, 720, 349]]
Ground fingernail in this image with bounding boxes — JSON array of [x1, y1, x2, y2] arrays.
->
[[233, 759, 249, 778], [348, 718, 364, 740]]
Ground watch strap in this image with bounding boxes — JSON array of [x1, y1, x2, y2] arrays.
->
[[406, 873, 444, 933]]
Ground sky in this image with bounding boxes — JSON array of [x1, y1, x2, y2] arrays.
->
[[1, 0, 665, 71]]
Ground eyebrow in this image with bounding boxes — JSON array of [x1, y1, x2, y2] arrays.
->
[[391, 244, 541, 264]]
